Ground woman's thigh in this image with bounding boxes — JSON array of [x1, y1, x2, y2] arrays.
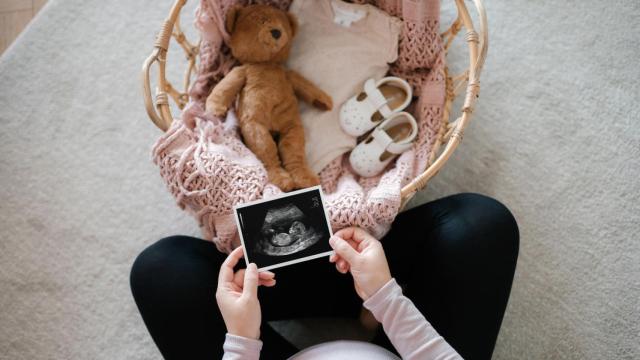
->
[[130, 236, 230, 359], [379, 193, 520, 360]]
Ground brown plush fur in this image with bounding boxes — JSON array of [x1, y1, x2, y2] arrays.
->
[[204, 4, 333, 191]]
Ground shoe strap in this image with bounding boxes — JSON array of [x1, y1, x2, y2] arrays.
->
[[363, 79, 394, 119], [370, 127, 413, 155]]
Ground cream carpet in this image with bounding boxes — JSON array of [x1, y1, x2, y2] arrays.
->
[[0, 0, 638, 359]]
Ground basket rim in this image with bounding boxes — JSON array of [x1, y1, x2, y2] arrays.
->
[[141, 0, 489, 206]]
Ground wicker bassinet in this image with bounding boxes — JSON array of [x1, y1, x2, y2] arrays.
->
[[142, 0, 487, 252]]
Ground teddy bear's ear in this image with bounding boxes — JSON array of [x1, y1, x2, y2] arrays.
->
[[225, 5, 242, 34], [286, 12, 298, 37]]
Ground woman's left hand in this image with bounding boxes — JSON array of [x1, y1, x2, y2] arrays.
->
[[216, 247, 276, 340]]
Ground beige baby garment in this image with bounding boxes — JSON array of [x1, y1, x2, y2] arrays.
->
[[287, 0, 402, 173]]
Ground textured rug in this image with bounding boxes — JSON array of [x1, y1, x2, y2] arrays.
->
[[0, 0, 638, 359]]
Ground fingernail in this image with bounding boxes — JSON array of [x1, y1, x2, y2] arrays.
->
[[329, 236, 337, 245], [249, 263, 257, 271]]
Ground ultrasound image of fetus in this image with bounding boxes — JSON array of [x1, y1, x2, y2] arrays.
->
[[255, 203, 324, 256]]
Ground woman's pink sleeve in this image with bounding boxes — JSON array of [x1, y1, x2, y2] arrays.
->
[[222, 333, 262, 360], [363, 278, 463, 360]]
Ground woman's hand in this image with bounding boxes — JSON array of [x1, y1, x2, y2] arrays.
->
[[215, 247, 276, 340], [329, 227, 392, 300]]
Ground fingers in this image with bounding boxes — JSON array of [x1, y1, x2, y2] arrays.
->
[[337, 259, 349, 273], [329, 235, 360, 274], [234, 269, 276, 287], [259, 271, 275, 280], [329, 253, 350, 273], [333, 228, 355, 241], [329, 237, 358, 256], [256, 270, 276, 287], [242, 263, 259, 299], [329, 236, 359, 264], [243, 269, 275, 280], [219, 247, 245, 283], [259, 268, 277, 286], [334, 227, 372, 244]]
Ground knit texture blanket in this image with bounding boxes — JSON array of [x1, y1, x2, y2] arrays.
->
[[151, 0, 446, 253]]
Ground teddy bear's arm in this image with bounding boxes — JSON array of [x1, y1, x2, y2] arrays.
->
[[286, 70, 333, 111], [205, 66, 247, 117]]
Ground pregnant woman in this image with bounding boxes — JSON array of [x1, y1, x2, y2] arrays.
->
[[130, 193, 519, 359]]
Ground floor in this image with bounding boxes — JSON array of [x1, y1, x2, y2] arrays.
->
[[0, 0, 638, 359], [0, 0, 47, 54]]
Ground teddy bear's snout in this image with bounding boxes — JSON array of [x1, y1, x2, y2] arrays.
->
[[270, 29, 281, 39]]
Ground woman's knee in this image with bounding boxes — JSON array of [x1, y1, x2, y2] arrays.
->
[[130, 236, 190, 295], [467, 193, 518, 258], [438, 193, 519, 260], [130, 235, 226, 301], [130, 235, 214, 299]]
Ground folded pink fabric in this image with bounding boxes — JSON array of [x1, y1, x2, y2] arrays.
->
[[152, 0, 446, 253]]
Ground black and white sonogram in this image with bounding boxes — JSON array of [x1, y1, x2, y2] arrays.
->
[[233, 186, 333, 271]]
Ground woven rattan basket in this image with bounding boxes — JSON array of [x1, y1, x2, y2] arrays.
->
[[142, 0, 487, 208]]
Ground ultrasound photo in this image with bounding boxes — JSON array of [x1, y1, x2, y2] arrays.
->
[[233, 186, 333, 271]]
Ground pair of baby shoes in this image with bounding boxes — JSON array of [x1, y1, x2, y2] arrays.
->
[[340, 77, 418, 177]]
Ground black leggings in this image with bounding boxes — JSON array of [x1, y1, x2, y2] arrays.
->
[[130, 193, 519, 359]]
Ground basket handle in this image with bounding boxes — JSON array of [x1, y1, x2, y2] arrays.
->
[[141, 0, 188, 132], [400, 0, 489, 203]]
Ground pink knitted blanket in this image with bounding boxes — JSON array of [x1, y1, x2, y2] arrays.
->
[[151, 0, 446, 253]]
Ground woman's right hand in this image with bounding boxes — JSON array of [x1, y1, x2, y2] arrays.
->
[[215, 247, 276, 340], [329, 227, 392, 301]]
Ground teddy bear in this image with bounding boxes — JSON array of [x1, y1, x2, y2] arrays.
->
[[204, 4, 333, 192]]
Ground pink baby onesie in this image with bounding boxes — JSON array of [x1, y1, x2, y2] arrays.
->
[[286, 0, 402, 173]]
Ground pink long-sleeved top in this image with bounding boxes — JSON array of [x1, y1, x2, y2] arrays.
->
[[222, 278, 462, 359]]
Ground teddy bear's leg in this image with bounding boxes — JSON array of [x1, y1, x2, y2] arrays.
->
[[240, 121, 295, 192], [278, 122, 320, 189]]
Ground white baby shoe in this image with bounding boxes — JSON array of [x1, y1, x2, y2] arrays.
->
[[349, 112, 418, 177], [339, 77, 413, 137]]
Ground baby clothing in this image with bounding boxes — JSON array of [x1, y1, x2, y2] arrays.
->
[[286, 0, 402, 173]]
